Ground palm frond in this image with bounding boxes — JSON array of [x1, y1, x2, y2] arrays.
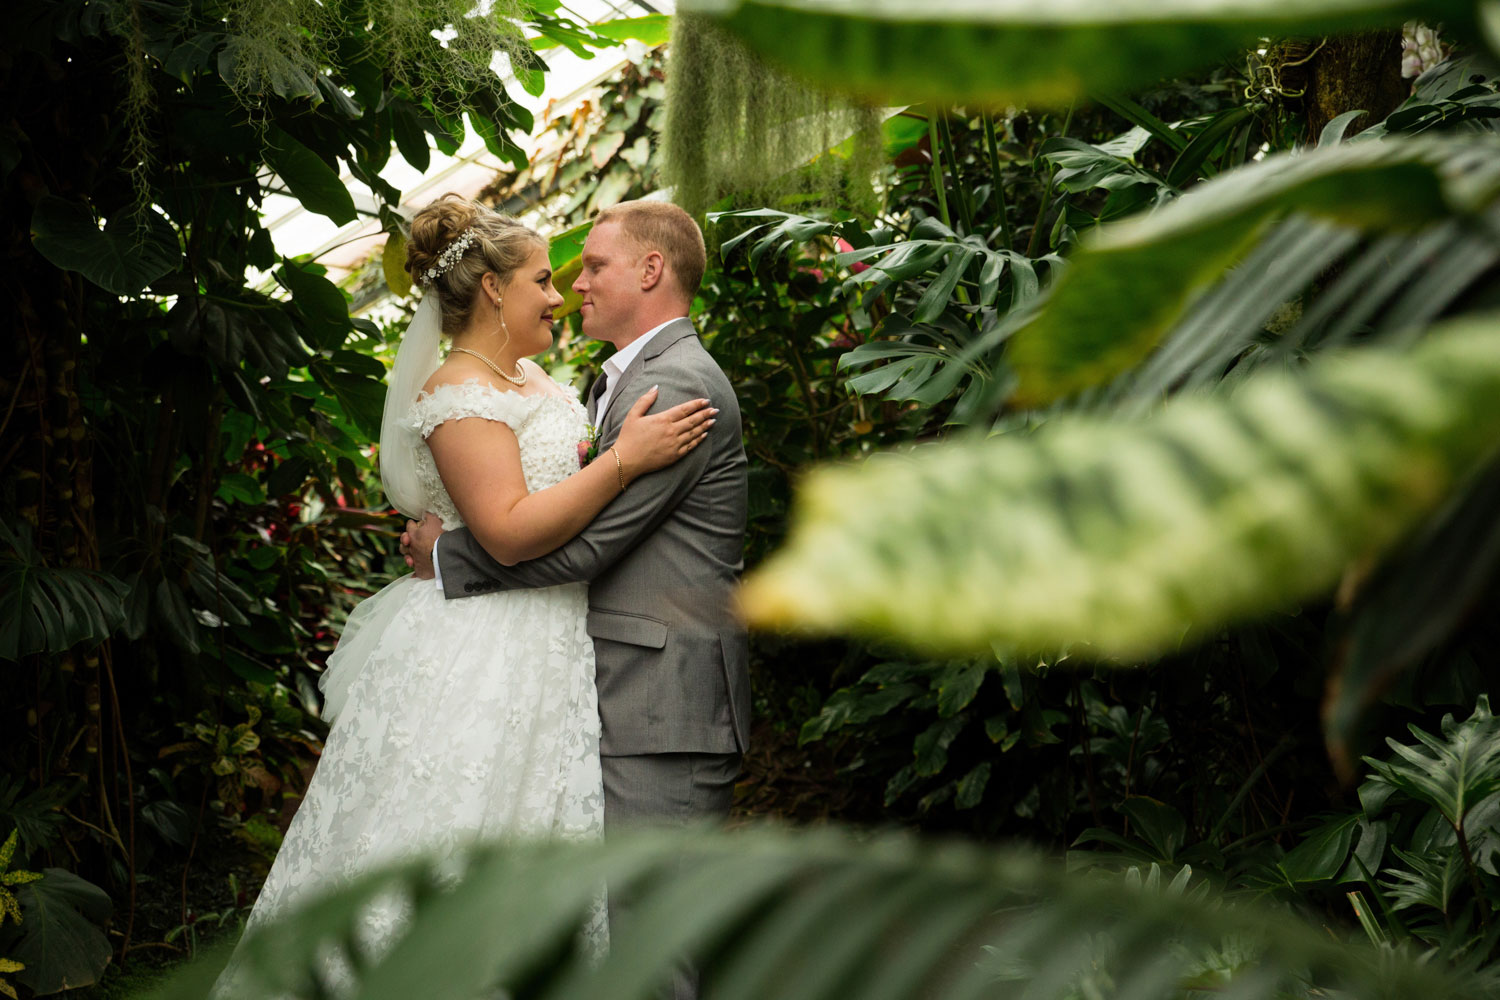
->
[[154, 826, 1489, 1000]]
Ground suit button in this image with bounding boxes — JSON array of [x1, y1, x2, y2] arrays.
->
[[464, 582, 474, 592]]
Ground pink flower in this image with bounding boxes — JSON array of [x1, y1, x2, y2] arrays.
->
[[836, 238, 870, 274], [578, 425, 600, 467]]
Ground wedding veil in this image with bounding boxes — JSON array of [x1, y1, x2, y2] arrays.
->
[[320, 291, 441, 722], [378, 291, 444, 519]]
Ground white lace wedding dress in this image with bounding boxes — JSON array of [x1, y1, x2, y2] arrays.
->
[[216, 378, 605, 994]]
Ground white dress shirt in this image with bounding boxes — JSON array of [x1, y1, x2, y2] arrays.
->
[[432, 316, 687, 591], [590, 316, 682, 420]]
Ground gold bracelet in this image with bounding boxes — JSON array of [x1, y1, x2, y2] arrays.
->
[[610, 446, 626, 492]]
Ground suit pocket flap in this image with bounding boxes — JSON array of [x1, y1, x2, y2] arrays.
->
[[587, 609, 668, 649]]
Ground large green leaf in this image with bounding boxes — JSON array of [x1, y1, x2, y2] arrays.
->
[[165, 294, 311, 377], [8, 869, 111, 994], [530, 13, 673, 49], [30, 196, 180, 296], [278, 259, 355, 350], [382, 229, 413, 299], [262, 127, 357, 226], [548, 219, 593, 318], [1005, 135, 1500, 407], [739, 314, 1500, 660], [1365, 696, 1500, 832], [0, 522, 128, 661], [1275, 814, 1360, 884], [149, 826, 1482, 1000], [681, 0, 1475, 108], [712, 209, 1039, 412], [1097, 202, 1500, 417], [312, 361, 387, 438]]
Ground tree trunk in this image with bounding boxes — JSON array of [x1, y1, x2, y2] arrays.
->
[[1302, 31, 1408, 142]]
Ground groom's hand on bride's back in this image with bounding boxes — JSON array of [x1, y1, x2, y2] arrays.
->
[[400, 512, 445, 579]]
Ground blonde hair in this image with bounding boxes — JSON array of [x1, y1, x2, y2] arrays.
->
[[595, 200, 706, 301], [406, 194, 545, 335]]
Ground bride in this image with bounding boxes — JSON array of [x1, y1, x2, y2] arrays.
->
[[215, 195, 714, 989]]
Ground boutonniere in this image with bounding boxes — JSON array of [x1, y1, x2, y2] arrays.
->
[[577, 424, 600, 468]]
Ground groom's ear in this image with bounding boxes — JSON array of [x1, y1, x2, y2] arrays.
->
[[639, 249, 665, 292]]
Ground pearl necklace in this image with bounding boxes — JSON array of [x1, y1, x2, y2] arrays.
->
[[450, 347, 527, 387]]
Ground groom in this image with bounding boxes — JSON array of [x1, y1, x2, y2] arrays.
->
[[403, 199, 750, 847]]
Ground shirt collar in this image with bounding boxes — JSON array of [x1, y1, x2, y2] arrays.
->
[[602, 317, 686, 381]]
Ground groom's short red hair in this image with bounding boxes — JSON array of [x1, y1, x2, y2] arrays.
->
[[595, 200, 706, 302]]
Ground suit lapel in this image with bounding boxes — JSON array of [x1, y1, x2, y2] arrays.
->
[[585, 378, 601, 425], [597, 318, 699, 432]]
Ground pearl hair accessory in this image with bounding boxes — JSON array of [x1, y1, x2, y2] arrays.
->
[[420, 229, 476, 285]]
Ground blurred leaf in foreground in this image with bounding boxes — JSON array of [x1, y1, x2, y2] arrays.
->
[[740, 314, 1500, 661], [679, 0, 1478, 109], [1005, 135, 1500, 406], [155, 825, 1483, 1000]]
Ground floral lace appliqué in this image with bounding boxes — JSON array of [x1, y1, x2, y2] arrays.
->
[[213, 374, 606, 995], [407, 378, 591, 530]]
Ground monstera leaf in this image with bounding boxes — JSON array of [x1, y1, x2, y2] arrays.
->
[[30, 196, 180, 296], [0, 522, 128, 661], [739, 314, 1500, 661]]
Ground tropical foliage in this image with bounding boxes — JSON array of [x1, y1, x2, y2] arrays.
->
[[8, 0, 1500, 996], [0, 0, 627, 991], [149, 826, 1494, 1000]]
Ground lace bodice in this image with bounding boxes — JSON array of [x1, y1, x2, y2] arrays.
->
[[408, 378, 589, 530], [214, 380, 605, 997]]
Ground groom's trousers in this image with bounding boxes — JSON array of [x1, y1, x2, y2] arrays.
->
[[602, 751, 742, 1000]]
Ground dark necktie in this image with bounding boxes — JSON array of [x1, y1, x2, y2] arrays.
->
[[589, 371, 609, 410]]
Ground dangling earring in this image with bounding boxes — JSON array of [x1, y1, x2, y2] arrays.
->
[[494, 295, 512, 355]]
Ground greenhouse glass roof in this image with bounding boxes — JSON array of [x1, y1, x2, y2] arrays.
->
[[260, 0, 672, 288]]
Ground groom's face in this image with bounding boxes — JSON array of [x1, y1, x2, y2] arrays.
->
[[573, 221, 640, 344]]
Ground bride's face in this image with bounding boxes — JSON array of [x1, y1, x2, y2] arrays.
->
[[499, 243, 564, 355]]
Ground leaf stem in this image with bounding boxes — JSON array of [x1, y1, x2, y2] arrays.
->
[[1206, 734, 1296, 845], [982, 112, 1013, 251], [937, 109, 973, 235], [1027, 102, 1074, 258], [1454, 817, 1490, 931], [925, 106, 953, 233]]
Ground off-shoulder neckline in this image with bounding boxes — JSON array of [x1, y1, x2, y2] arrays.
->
[[414, 375, 578, 407]]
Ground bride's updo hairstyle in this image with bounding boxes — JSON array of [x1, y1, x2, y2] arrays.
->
[[406, 194, 546, 336]]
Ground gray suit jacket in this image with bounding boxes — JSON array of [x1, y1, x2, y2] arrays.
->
[[435, 319, 750, 757]]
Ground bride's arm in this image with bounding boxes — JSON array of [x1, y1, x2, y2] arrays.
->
[[427, 386, 714, 566]]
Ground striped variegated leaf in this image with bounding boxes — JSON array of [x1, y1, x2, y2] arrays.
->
[[739, 314, 1500, 660], [1005, 135, 1500, 407]]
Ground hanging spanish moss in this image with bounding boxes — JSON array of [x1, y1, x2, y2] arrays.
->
[[116, 0, 156, 213], [211, 0, 529, 112], [663, 13, 884, 217], [363, 0, 532, 111]]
